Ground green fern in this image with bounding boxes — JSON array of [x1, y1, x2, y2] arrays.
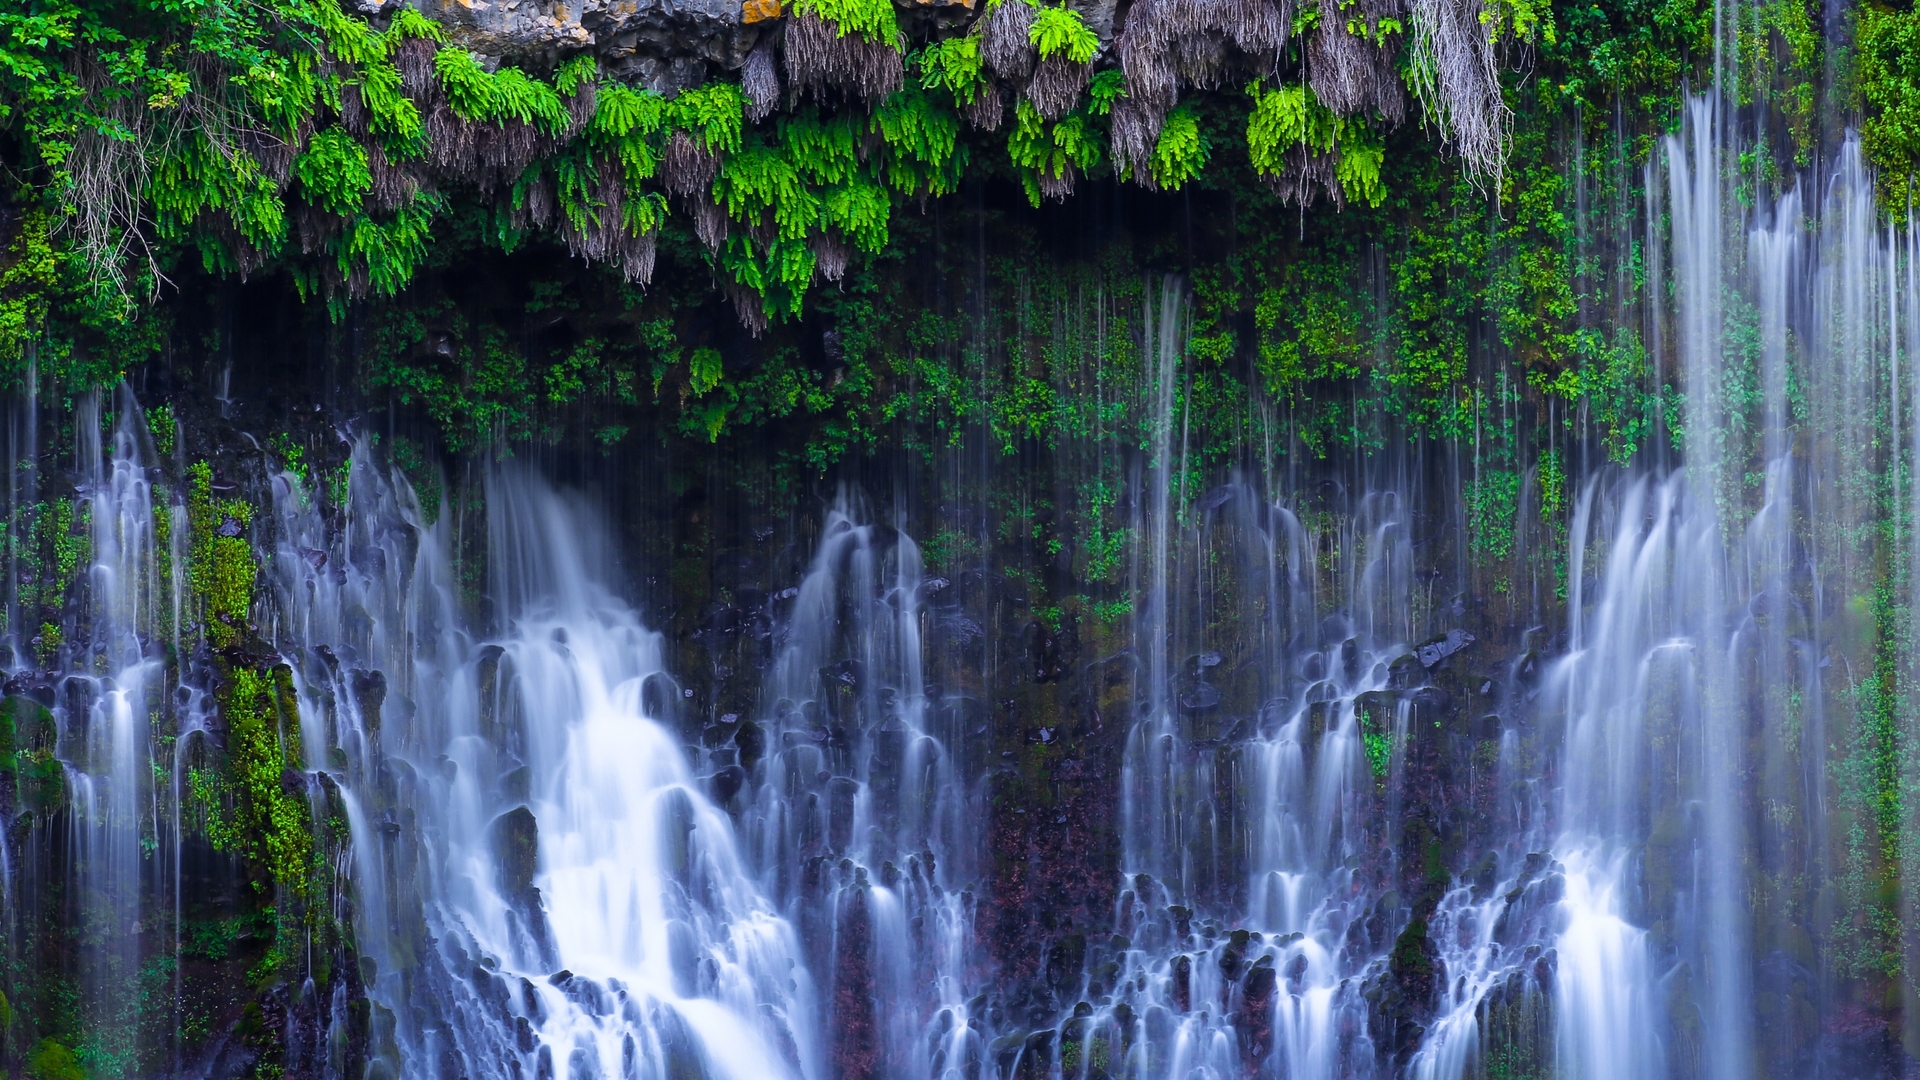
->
[[589, 82, 669, 184], [1246, 81, 1386, 207], [792, 0, 899, 43], [782, 113, 863, 185], [344, 195, 441, 296], [1149, 105, 1208, 190], [875, 86, 965, 196], [1333, 122, 1385, 207], [916, 37, 986, 106], [820, 178, 890, 252], [1087, 68, 1127, 115], [717, 144, 820, 242], [1006, 99, 1099, 206], [669, 82, 747, 154], [293, 127, 372, 215], [433, 50, 570, 135], [1028, 4, 1098, 63]]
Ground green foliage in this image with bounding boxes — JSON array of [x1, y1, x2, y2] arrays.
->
[[875, 86, 967, 196], [1087, 69, 1128, 115], [793, 0, 900, 43], [916, 37, 986, 106], [1860, 3, 1920, 205], [188, 461, 255, 647], [219, 663, 314, 902], [293, 128, 372, 216], [1028, 4, 1098, 63], [434, 48, 573, 135], [1007, 100, 1100, 206], [1246, 81, 1384, 207], [1149, 106, 1209, 190], [1467, 468, 1522, 561], [670, 82, 747, 154], [147, 402, 176, 456], [27, 1039, 86, 1080]]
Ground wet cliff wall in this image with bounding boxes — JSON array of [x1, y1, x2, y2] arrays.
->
[[3, 0, 1920, 1075]]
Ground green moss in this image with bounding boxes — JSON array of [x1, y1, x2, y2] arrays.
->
[[219, 663, 314, 900], [27, 1039, 86, 1080], [1859, 2, 1920, 205], [146, 403, 176, 457], [188, 461, 256, 647]]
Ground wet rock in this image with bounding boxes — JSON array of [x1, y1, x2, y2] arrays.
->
[[349, 668, 387, 734], [1238, 955, 1277, 1065], [1417, 628, 1475, 668], [708, 763, 747, 803], [490, 806, 540, 900]]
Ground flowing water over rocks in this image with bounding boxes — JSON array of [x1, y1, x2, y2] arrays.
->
[[11, 77, 1920, 1080]]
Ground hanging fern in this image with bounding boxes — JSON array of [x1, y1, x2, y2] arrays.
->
[[1006, 99, 1100, 205], [294, 128, 372, 215], [1148, 105, 1208, 190], [782, 113, 864, 185], [669, 83, 747, 155], [1246, 80, 1387, 207], [916, 37, 987, 106], [876, 86, 965, 195], [791, 0, 899, 43], [1028, 4, 1099, 63]]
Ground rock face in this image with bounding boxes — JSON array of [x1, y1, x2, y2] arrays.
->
[[402, 0, 771, 89], [396, 0, 1102, 91]]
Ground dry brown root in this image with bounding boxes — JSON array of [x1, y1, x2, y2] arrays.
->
[[660, 130, 723, 198], [1408, 0, 1508, 185], [1109, 95, 1160, 184], [964, 85, 1008, 131], [1264, 142, 1344, 208], [743, 35, 784, 122], [1027, 54, 1091, 120], [811, 231, 853, 282], [981, 0, 1038, 81], [1307, 13, 1405, 123], [782, 11, 905, 104]]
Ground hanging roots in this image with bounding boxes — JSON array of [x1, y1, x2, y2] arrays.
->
[[981, 0, 1038, 81], [1116, 0, 1297, 184], [1036, 164, 1077, 202], [394, 37, 437, 95], [660, 130, 723, 198], [1264, 143, 1344, 207], [425, 99, 478, 174], [1307, 11, 1405, 123], [564, 79, 597, 137], [1027, 55, 1091, 121], [811, 230, 853, 283], [744, 35, 784, 122], [367, 145, 422, 213], [1408, 0, 1509, 187], [1109, 95, 1159, 182], [783, 11, 905, 104], [554, 157, 658, 286], [727, 282, 771, 335], [339, 78, 371, 137], [964, 85, 1007, 131], [693, 199, 730, 250], [1116, 0, 1178, 151]]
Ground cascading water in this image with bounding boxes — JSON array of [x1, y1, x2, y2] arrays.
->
[[59, 388, 170, 1072], [738, 497, 985, 1080], [17, 35, 1920, 1080], [267, 447, 820, 1080]]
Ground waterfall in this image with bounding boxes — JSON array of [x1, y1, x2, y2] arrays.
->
[[739, 496, 984, 1080], [57, 388, 168, 1073], [267, 447, 819, 1080]]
